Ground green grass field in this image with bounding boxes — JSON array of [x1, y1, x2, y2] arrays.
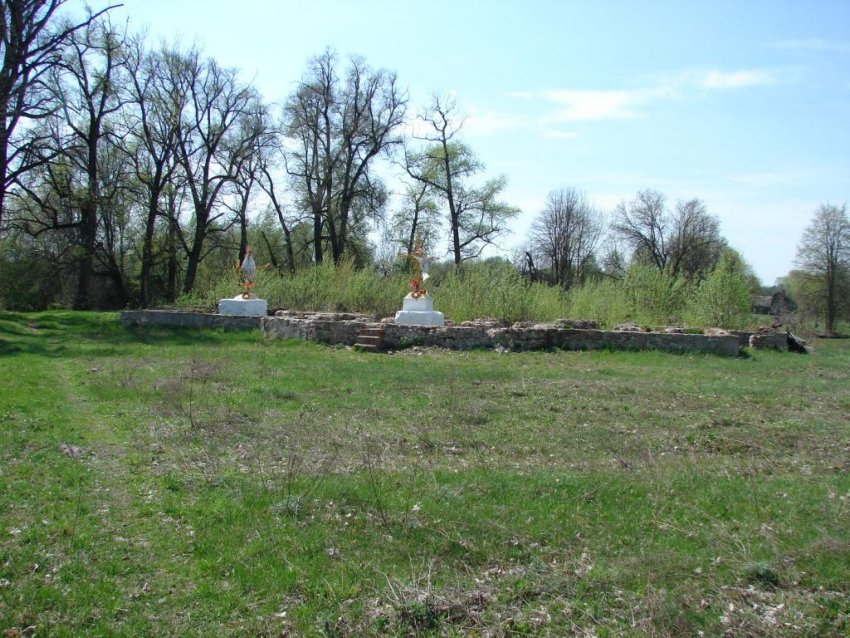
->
[[1, 312, 848, 637]]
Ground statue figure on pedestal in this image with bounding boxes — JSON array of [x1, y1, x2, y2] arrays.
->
[[395, 236, 444, 326], [407, 237, 433, 299], [219, 244, 267, 316], [240, 245, 256, 299]]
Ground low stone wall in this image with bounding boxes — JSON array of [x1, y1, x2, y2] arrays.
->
[[730, 331, 789, 351], [121, 309, 263, 331], [381, 323, 741, 356], [263, 315, 370, 345], [120, 310, 785, 357]]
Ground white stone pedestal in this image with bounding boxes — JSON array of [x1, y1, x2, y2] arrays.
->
[[218, 296, 268, 317], [394, 293, 444, 326]]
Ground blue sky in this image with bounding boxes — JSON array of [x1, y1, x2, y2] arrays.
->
[[81, 0, 848, 284]]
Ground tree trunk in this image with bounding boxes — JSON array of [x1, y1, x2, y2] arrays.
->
[[0, 175, 7, 231], [74, 200, 98, 309], [0, 107, 8, 230], [139, 196, 158, 307], [260, 231, 279, 270], [335, 188, 356, 263], [450, 213, 461, 266], [239, 210, 248, 263], [271, 200, 295, 274], [826, 265, 835, 335], [284, 227, 295, 274], [180, 207, 212, 296], [313, 210, 323, 264], [104, 253, 130, 308], [440, 138, 461, 266], [406, 207, 420, 257], [182, 214, 208, 295], [74, 133, 101, 309], [165, 219, 179, 302]]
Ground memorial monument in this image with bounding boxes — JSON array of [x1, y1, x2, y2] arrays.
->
[[394, 238, 444, 326], [218, 245, 268, 317]]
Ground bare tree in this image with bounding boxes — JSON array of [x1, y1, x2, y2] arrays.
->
[[225, 102, 275, 263], [284, 51, 333, 265], [668, 198, 724, 280], [257, 145, 299, 274], [9, 117, 79, 300], [58, 16, 129, 308], [121, 39, 182, 307], [795, 203, 850, 335], [0, 1, 117, 228], [612, 189, 723, 279], [530, 187, 602, 289], [166, 48, 263, 294], [15, 15, 129, 308], [332, 55, 405, 261], [611, 189, 668, 271], [284, 50, 406, 264], [405, 95, 518, 265], [600, 238, 627, 279]]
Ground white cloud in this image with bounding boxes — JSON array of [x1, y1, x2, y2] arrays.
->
[[513, 66, 782, 125], [404, 95, 528, 139], [699, 69, 779, 90], [540, 129, 579, 139], [539, 88, 654, 121], [414, 65, 784, 142], [464, 109, 526, 137]]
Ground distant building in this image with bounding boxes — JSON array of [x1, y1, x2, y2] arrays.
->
[[752, 291, 796, 316]]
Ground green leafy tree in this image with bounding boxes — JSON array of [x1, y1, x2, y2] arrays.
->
[[404, 96, 518, 265], [388, 179, 441, 258], [782, 269, 824, 327], [794, 203, 850, 335], [0, 233, 57, 309]]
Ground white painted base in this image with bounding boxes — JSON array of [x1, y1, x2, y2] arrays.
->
[[394, 293, 444, 326], [218, 296, 268, 317]]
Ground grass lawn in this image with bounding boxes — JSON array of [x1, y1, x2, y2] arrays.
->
[[1, 311, 848, 637]]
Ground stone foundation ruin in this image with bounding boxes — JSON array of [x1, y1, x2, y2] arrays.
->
[[120, 309, 805, 356]]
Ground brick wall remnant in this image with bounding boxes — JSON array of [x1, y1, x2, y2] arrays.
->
[[120, 310, 807, 357]]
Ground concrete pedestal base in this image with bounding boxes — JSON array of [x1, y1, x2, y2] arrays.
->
[[394, 293, 444, 326], [218, 296, 268, 317]]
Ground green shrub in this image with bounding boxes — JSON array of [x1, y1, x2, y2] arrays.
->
[[621, 262, 692, 326], [177, 259, 409, 317], [567, 277, 629, 327], [568, 264, 692, 328], [685, 254, 753, 329], [176, 256, 755, 330], [0, 238, 63, 311], [433, 261, 568, 323]]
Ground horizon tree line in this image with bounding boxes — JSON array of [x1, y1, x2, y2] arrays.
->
[[0, 2, 845, 332]]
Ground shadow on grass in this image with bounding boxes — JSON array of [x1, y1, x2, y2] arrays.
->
[[0, 310, 245, 359]]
